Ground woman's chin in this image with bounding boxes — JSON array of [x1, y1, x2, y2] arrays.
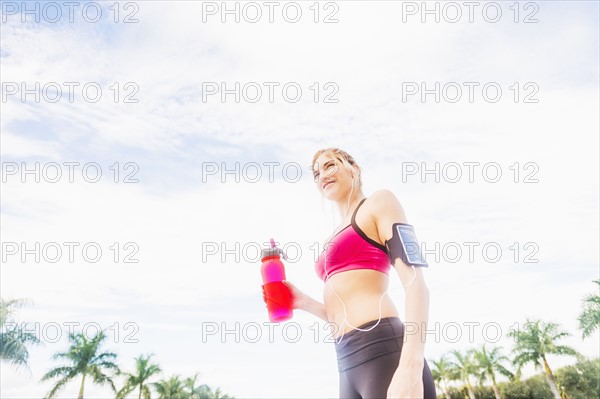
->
[[323, 189, 344, 201], [323, 183, 338, 194], [321, 191, 334, 200]]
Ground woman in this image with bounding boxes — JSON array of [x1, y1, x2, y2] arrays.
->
[[283, 148, 436, 398]]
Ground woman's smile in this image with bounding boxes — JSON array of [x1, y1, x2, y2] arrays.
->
[[323, 181, 336, 189]]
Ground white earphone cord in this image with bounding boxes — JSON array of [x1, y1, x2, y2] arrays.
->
[[325, 171, 417, 345], [326, 260, 416, 345]]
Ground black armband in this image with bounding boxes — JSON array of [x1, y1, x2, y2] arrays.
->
[[385, 223, 429, 267]]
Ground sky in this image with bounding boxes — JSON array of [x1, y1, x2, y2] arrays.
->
[[1, 0, 599, 398]]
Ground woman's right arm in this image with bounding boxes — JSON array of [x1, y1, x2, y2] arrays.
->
[[299, 294, 329, 322], [282, 280, 329, 322]]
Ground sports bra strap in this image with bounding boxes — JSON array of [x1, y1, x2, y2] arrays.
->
[[351, 198, 367, 225]]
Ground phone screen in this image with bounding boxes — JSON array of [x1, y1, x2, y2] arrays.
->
[[397, 224, 428, 266]]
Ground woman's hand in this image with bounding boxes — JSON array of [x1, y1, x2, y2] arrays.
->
[[281, 280, 309, 310], [261, 280, 309, 311], [386, 359, 424, 399]]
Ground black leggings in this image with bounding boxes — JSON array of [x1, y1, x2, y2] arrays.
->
[[334, 317, 437, 399]]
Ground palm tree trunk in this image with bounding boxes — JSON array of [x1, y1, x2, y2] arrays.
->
[[443, 378, 451, 399], [465, 379, 476, 399], [78, 373, 86, 399], [492, 384, 502, 399], [138, 384, 143, 399], [491, 373, 503, 399], [542, 356, 562, 399]]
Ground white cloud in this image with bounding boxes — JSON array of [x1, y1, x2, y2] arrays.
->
[[1, 1, 598, 397]]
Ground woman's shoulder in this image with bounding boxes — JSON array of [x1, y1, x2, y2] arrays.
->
[[368, 189, 401, 205], [365, 189, 406, 221]]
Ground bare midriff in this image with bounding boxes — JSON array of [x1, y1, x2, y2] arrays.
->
[[323, 269, 399, 339]]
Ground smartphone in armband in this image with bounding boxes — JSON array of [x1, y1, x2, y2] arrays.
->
[[386, 223, 429, 267]]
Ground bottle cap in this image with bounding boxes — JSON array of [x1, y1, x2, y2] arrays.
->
[[261, 238, 288, 261]]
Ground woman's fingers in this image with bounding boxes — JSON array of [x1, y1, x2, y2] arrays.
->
[[282, 280, 305, 310]]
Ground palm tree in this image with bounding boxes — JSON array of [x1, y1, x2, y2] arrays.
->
[[210, 387, 234, 399], [507, 318, 581, 399], [0, 298, 40, 368], [472, 344, 514, 399], [40, 330, 120, 399], [430, 354, 459, 399], [449, 349, 478, 399], [578, 279, 600, 339], [153, 375, 186, 399], [117, 354, 162, 399], [185, 373, 212, 399], [197, 385, 214, 399]]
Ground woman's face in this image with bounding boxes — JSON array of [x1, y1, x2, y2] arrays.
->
[[312, 153, 355, 200]]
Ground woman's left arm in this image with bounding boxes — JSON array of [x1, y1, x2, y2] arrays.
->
[[372, 189, 430, 398]]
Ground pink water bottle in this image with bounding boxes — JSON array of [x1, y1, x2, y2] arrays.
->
[[261, 238, 293, 322]]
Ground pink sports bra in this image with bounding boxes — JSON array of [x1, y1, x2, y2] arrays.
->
[[315, 198, 391, 282]]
